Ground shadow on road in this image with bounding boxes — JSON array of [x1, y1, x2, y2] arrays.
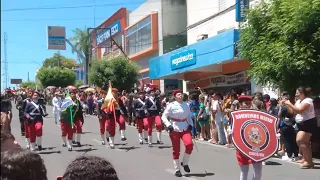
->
[[184, 172, 215, 177], [115, 143, 128, 146], [264, 161, 282, 166], [73, 148, 98, 153], [158, 145, 172, 149], [38, 150, 61, 155], [118, 146, 140, 152], [80, 144, 94, 147], [42, 146, 57, 150]]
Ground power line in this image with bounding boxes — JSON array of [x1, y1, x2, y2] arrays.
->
[[1, 7, 218, 22], [1, 1, 154, 12]]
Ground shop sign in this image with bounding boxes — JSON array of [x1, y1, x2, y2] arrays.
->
[[96, 20, 121, 46], [187, 79, 211, 90], [171, 49, 196, 70], [211, 71, 247, 87], [235, 0, 249, 22]]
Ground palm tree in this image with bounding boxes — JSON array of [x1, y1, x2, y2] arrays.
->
[[69, 26, 90, 84]]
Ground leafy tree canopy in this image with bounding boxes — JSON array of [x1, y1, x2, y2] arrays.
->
[[74, 80, 84, 87], [89, 56, 139, 91], [20, 81, 42, 89], [238, 0, 320, 93], [37, 67, 76, 88], [42, 53, 78, 69]]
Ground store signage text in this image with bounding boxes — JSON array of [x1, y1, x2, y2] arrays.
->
[[211, 71, 247, 86], [96, 20, 121, 46], [235, 0, 249, 22], [171, 49, 196, 70], [187, 71, 249, 91]]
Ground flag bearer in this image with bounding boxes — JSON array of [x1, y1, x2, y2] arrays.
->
[[105, 88, 128, 148], [161, 89, 194, 177], [70, 90, 84, 147]]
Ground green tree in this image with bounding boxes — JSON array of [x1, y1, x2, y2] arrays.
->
[[74, 80, 84, 87], [70, 26, 90, 82], [238, 0, 320, 93], [89, 56, 139, 91], [37, 67, 76, 88], [20, 81, 42, 89], [43, 53, 78, 69]]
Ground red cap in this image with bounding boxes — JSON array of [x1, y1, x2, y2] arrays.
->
[[101, 90, 107, 94], [172, 89, 182, 96], [238, 95, 253, 102], [112, 88, 118, 92], [70, 89, 77, 93]]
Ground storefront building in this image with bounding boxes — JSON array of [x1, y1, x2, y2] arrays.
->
[[73, 66, 84, 81], [125, 0, 188, 92], [92, 8, 128, 59], [149, 0, 260, 94], [149, 29, 251, 93]]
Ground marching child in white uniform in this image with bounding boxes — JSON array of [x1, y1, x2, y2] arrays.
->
[[162, 89, 194, 177]]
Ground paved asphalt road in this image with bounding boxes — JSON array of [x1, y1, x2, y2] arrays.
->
[[9, 105, 320, 180]]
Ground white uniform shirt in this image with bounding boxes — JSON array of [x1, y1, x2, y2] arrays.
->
[[162, 101, 192, 132], [52, 96, 61, 113]]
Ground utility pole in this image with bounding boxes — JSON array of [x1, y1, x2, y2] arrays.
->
[[93, 0, 96, 27], [57, 50, 61, 67], [3, 32, 8, 88]]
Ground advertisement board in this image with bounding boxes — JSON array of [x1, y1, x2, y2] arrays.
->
[[235, 0, 250, 22], [171, 49, 197, 70], [96, 20, 121, 46], [47, 26, 66, 50], [10, 79, 22, 84], [186, 71, 249, 90]]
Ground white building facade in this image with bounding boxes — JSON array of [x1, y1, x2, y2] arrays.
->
[[126, 0, 188, 93]]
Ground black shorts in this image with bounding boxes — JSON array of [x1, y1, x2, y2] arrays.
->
[[296, 118, 317, 134]]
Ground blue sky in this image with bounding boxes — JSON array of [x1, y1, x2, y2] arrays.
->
[[1, 0, 145, 90]]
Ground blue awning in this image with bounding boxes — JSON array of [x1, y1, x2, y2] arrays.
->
[[149, 29, 239, 79]]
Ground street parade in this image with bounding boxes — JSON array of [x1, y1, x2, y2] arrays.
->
[[1, 0, 320, 179]]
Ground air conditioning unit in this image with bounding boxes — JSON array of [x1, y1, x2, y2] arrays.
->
[[196, 34, 208, 42]]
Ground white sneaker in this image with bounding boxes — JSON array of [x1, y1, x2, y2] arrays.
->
[[262, 161, 266, 165], [199, 138, 204, 141], [208, 139, 213, 143], [281, 154, 291, 161]]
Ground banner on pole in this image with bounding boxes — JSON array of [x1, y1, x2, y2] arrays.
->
[[47, 26, 66, 50], [231, 110, 278, 162]]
